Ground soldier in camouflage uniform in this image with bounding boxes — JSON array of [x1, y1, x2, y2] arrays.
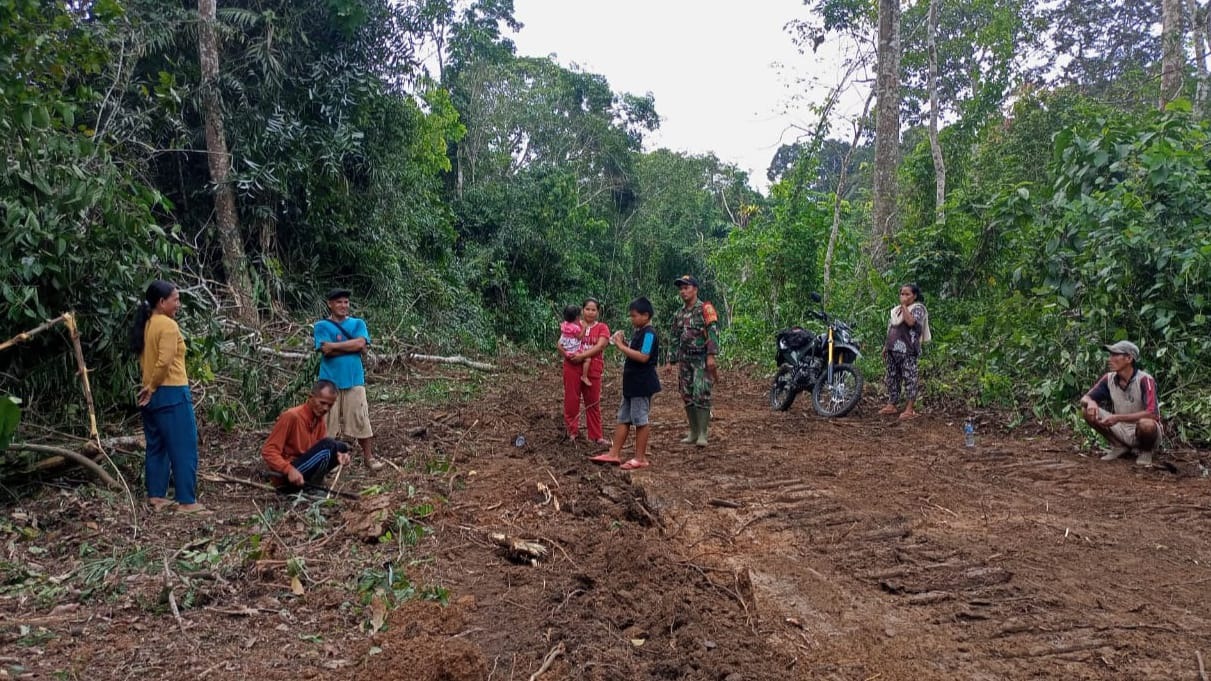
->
[[670, 275, 720, 446]]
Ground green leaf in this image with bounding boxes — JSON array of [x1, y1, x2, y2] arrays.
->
[[0, 396, 22, 452], [32, 106, 50, 129]]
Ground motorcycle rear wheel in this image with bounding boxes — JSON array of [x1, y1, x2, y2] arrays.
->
[[769, 366, 799, 411], [811, 364, 863, 417]]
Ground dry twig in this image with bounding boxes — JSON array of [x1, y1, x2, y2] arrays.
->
[[528, 641, 565, 681], [161, 556, 187, 634], [327, 466, 344, 500]]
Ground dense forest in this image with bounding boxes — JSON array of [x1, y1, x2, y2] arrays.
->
[[3, 0, 1211, 447]]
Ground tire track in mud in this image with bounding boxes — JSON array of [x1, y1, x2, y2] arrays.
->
[[631, 381, 1211, 680]]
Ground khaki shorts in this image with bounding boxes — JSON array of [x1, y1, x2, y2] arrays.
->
[[1097, 408, 1162, 447], [326, 385, 373, 439]]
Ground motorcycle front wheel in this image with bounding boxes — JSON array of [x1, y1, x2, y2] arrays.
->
[[811, 364, 863, 417], [769, 365, 799, 411]]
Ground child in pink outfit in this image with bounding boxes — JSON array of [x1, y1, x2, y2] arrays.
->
[[559, 305, 592, 386]]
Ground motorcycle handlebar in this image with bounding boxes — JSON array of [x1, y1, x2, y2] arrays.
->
[[807, 309, 857, 332]]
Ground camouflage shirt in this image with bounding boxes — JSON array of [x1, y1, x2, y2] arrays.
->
[[671, 300, 720, 361]]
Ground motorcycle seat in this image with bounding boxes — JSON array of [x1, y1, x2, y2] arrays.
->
[[777, 327, 815, 350]]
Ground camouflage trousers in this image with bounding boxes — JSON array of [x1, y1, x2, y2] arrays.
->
[[678, 356, 713, 409]]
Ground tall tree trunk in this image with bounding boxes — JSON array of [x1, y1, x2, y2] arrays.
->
[[1187, 0, 1210, 115], [823, 88, 876, 305], [198, 0, 257, 325], [871, 0, 902, 267], [927, 0, 947, 226], [1161, 0, 1186, 108]]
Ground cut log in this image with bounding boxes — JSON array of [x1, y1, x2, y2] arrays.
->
[[101, 435, 146, 450], [404, 353, 496, 371], [489, 532, 548, 565]]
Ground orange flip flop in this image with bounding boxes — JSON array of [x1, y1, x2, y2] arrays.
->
[[590, 454, 622, 464]]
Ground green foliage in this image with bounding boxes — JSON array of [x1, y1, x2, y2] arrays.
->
[[712, 160, 832, 359], [354, 563, 448, 608], [885, 91, 1211, 443], [2, 0, 1200, 454], [0, 0, 186, 422], [1048, 102, 1211, 441]]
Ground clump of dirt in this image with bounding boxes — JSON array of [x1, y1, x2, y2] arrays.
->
[[368, 603, 486, 681]]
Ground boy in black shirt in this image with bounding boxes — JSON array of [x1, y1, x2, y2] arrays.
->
[[591, 298, 661, 470]]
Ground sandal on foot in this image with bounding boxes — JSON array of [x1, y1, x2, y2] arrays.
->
[[878, 405, 899, 415], [898, 411, 919, 421], [148, 498, 174, 513], [620, 459, 650, 470], [589, 453, 622, 464], [365, 459, 385, 471], [177, 504, 212, 516]]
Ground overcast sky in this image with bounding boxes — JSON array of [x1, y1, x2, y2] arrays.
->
[[510, 0, 853, 191]]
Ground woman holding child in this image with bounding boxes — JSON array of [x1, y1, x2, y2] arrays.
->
[[560, 298, 610, 444]]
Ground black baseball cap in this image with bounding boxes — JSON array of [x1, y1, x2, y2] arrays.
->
[[674, 275, 699, 287], [326, 288, 352, 301]]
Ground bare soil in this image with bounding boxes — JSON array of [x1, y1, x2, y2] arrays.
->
[[2, 361, 1210, 680]]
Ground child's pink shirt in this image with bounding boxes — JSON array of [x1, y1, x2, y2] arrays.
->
[[559, 321, 586, 355]]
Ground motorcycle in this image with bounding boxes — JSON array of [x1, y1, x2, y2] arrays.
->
[[769, 292, 864, 417]]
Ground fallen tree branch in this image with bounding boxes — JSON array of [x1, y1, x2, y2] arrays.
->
[[253, 345, 310, 361], [11, 443, 119, 488], [0, 315, 69, 353], [250, 345, 496, 371], [101, 435, 146, 450], [404, 353, 496, 371], [1198, 650, 1208, 681], [528, 641, 565, 681], [200, 471, 277, 493], [161, 556, 187, 634]]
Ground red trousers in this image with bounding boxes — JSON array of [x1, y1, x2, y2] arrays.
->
[[563, 360, 603, 441]]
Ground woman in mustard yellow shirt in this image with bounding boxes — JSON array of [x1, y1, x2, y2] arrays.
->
[[131, 280, 204, 513]]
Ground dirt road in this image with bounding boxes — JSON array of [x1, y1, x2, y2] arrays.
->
[[2, 361, 1209, 680]]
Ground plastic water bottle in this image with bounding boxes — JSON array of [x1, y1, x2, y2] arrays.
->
[[963, 419, 976, 448]]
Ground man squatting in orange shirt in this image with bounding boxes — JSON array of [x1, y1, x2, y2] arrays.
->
[[262, 380, 351, 490]]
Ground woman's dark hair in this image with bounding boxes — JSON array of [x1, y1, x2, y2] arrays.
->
[[130, 280, 177, 355], [628, 297, 654, 317], [582, 297, 600, 311], [563, 305, 581, 323], [902, 283, 924, 303]]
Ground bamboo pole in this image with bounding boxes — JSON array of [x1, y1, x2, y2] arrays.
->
[[2, 312, 122, 490], [0, 315, 69, 353], [63, 313, 101, 445]]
